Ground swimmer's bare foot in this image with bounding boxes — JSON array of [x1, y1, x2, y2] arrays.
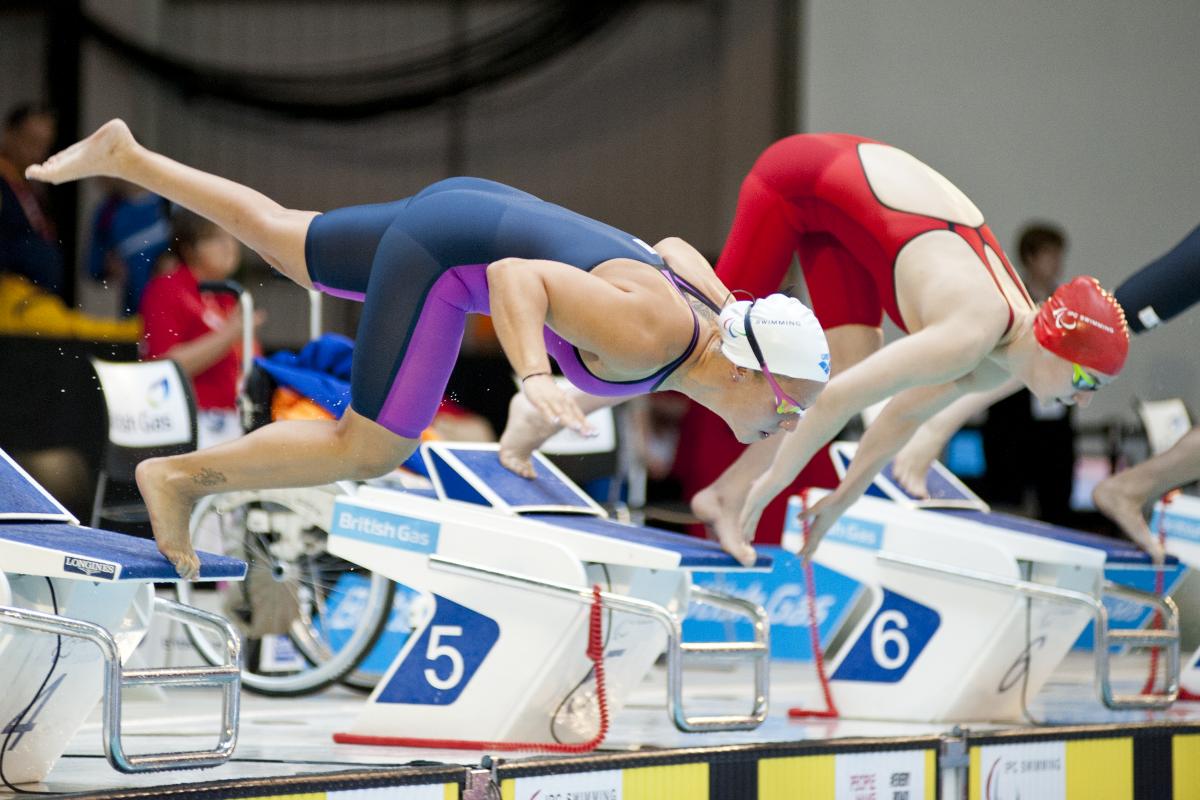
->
[[136, 457, 203, 580], [891, 425, 942, 498], [692, 485, 756, 567], [499, 392, 561, 479], [1093, 476, 1165, 563], [25, 119, 137, 185]]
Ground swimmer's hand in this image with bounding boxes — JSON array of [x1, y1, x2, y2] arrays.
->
[[891, 426, 942, 498], [794, 490, 850, 563], [520, 373, 596, 439], [737, 474, 783, 549]]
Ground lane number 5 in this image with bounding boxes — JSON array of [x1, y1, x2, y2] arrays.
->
[[424, 625, 464, 690]]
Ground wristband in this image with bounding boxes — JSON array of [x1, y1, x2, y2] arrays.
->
[[521, 371, 551, 384]]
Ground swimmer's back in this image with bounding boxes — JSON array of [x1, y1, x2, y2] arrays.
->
[[304, 177, 662, 296]]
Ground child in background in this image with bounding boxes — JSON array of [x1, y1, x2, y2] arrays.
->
[[140, 209, 265, 449]]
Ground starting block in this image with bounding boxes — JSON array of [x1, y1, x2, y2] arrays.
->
[[0, 449, 246, 784], [780, 443, 1179, 722], [327, 443, 770, 747]]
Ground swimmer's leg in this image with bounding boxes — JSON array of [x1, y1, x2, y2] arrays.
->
[[136, 408, 415, 579], [26, 119, 317, 288], [692, 323, 882, 560], [1093, 425, 1200, 561]]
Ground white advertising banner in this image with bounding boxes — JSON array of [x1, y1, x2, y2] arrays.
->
[[835, 749, 927, 800], [976, 741, 1066, 800], [511, 769, 622, 800]]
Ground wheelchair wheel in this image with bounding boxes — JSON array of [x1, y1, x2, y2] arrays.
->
[[175, 484, 394, 697]]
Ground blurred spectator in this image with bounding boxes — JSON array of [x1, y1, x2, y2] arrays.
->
[[87, 177, 171, 316], [0, 103, 62, 295], [1016, 222, 1067, 303], [141, 209, 264, 449], [982, 221, 1076, 524]]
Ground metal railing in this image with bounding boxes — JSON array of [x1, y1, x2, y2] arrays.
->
[[878, 551, 1179, 710], [429, 555, 769, 732], [0, 596, 242, 772]]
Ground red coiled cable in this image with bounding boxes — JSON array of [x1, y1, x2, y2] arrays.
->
[[789, 489, 840, 719]]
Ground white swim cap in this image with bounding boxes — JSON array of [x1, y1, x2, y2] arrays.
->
[[719, 294, 830, 382]]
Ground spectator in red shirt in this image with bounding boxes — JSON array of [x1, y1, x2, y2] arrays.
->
[[140, 209, 264, 448]]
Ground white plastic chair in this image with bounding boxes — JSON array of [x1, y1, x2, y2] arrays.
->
[[89, 357, 197, 529]]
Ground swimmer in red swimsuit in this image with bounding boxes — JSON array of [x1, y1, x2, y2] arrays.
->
[[724, 134, 1129, 561]]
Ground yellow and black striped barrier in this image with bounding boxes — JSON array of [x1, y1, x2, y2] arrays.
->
[[58, 721, 1200, 799]]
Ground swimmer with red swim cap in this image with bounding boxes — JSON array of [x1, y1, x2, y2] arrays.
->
[[1033, 276, 1129, 379], [694, 135, 1128, 563]]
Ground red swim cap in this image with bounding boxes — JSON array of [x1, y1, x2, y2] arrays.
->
[[1033, 276, 1130, 376]]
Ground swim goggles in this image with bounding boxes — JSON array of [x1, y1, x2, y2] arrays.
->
[[744, 304, 806, 415], [1071, 363, 1102, 392]]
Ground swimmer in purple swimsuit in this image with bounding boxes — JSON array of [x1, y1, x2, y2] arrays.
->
[[29, 120, 832, 578]]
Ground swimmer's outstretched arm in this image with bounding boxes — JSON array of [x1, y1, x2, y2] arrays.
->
[[736, 321, 998, 540], [486, 257, 685, 435], [796, 363, 1009, 558]]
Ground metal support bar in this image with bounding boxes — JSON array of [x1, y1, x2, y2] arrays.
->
[[0, 596, 242, 773], [878, 551, 1179, 710], [1096, 581, 1179, 708], [429, 555, 768, 732], [308, 288, 323, 341]]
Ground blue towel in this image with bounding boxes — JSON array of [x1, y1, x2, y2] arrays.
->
[[254, 333, 353, 416], [254, 335, 426, 475]]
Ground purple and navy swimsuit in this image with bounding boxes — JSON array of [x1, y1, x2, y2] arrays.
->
[[304, 177, 712, 438]]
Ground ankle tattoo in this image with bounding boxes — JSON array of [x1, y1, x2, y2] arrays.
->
[[192, 467, 227, 488]]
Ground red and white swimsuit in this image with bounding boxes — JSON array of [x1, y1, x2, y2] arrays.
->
[[675, 133, 1034, 543], [717, 132, 1033, 333]]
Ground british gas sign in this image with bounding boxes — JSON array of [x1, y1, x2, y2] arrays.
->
[[93, 360, 192, 448], [686, 547, 863, 660], [330, 500, 440, 554]]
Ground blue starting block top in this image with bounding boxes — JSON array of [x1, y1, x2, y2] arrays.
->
[[0, 446, 245, 581], [826, 444, 1167, 565], [0, 450, 74, 522], [424, 444, 603, 514], [830, 442, 987, 510], [876, 460, 974, 504], [527, 514, 774, 570], [0, 522, 247, 581], [418, 444, 769, 568], [938, 510, 1177, 566]]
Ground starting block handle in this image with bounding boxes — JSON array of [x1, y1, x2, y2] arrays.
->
[[878, 553, 1184, 710], [103, 597, 242, 773], [1094, 583, 1180, 709], [428, 556, 770, 733], [0, 597, 243, 774], [670, 586, 769, 732]]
